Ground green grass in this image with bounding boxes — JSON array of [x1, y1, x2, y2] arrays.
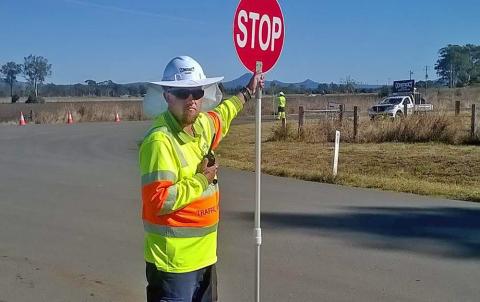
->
[[216, 121, 480, 202]]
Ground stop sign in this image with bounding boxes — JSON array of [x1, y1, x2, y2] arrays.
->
[[233, 0, 285, 73]]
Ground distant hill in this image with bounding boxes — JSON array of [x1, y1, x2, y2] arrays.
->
[[268, 79, 319, 90], [222, 73, 252, 89], [355, 84, 383, 89], [2, 76, 443, 99], [0, 80, 28, 89], [221, 73, 383, 91], [222, 73, 321, 90]]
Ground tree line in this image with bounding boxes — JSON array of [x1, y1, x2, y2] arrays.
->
[[0, 55, 148, 102], [0, 55, 51, 102], [39, 80, 147, 98], [435, 44, 480, 87], [2, 44, 479, 102]]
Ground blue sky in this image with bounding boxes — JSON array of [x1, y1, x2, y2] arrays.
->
[[1, 0, 479, 84]]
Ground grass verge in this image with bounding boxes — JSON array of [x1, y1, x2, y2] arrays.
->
[[216, 121, 480, 202]]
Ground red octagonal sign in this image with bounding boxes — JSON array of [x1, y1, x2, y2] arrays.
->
[[233, 0, 285, 73]]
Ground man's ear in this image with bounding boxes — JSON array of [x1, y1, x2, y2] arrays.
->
[[163, 92, 171, 105]]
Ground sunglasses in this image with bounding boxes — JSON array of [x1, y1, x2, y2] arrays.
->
[[166, 87, 204, 100]]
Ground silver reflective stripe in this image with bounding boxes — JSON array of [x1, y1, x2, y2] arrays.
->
[[143, 221, 218, 238], [141, 170, 176, 186], [158, 183, 217, 216], [158, 185, 178, 215], [146, 127, 188, 167], [201, 183, 218, 198]]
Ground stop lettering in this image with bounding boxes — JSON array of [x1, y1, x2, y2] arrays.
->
[[233, 0, 285, 73]]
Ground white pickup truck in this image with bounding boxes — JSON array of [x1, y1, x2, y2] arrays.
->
[[368, 92, 433, 119]]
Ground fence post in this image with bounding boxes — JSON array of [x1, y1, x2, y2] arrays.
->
[[455, 101, 460, 116], [403, 102, 408, 117], [472, 104, 477, 139], [353, 106, 358, 141], [298, 106, 304, 135], [339, 104, 344, 123], [29, 109, 34, 122]]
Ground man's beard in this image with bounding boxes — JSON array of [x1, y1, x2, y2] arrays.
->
[[181, 110, 199, 125]]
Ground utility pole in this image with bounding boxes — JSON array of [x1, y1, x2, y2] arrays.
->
[[450, 62, 453, 88], [409, 70, 414, 80], [271, 82, 276, 119], [425, 65, 428, 96]]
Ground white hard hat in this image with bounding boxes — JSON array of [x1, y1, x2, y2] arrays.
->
[[149, 56, 224, 88], [143, 56, 224, 118], [279, 91, 285, 96]]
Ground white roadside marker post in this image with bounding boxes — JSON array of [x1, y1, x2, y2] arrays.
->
[[333, 130, 340, 177]]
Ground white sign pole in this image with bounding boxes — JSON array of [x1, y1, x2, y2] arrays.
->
[[254, 61, 263, 302], [333, 130, 340, 177]]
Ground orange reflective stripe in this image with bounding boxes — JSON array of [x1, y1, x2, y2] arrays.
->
[[145, 191, 219, 228], [207, 111, 222, 150], [142, 180, 174, 218]]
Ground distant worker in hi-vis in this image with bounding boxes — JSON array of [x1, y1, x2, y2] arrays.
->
[[277, 91, 286, 120]]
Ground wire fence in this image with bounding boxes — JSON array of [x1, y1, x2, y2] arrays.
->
[[286, 102, 479, 143]]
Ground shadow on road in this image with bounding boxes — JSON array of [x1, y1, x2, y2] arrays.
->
[[229, 207, 480, 259]]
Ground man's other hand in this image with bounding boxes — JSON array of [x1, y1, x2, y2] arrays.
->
[[197, 159, 218, 184]]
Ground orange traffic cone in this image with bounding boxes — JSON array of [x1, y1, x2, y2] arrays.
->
[[67, 111, 73, 124], [19, 112, 26, 126], [114, 112, 121, 123]]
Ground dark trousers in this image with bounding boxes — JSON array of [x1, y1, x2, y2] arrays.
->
[[146, 262, 217, 302]]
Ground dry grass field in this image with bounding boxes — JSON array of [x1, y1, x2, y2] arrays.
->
[[238, 86, 480, 116], [1, 86, 479, 123], [273, 113, 479, 145], [0, 96, 142, 103], [217, 120, 480, 202], [0, 100, 143, 124]]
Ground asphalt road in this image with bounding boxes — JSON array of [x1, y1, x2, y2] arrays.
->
[[1, 121, 479, 302]]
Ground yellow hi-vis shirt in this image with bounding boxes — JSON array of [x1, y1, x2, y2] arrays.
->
[[278, 95, 286, 108], [139, 96, 243, 273]]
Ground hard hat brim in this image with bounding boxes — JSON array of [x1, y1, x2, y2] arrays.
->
[[149, 77, 224, 88]]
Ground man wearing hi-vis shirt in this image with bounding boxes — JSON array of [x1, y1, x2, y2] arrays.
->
[[139, 56, 264, 302]]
